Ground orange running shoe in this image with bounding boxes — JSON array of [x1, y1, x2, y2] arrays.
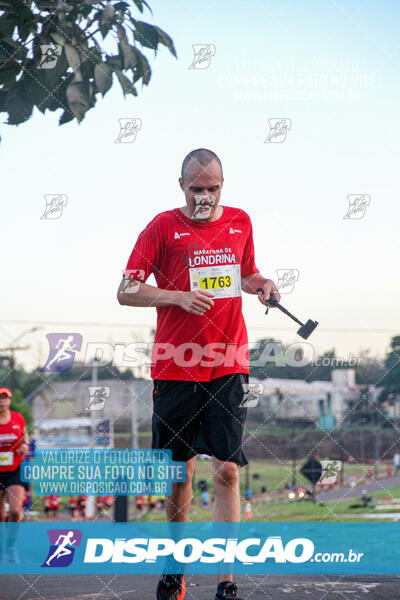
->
[[156, 574, 186, 600]]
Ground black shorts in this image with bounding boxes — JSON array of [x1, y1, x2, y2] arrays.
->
[[151, 373, 249, 466], [0, 464, 24, 491]]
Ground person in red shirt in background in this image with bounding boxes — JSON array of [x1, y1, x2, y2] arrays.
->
[[0, 387, 30, 562], [135, 494, 144, 517], [68, 495, 79, 520], [96, 495, 114, 516], [22, 486, 30, 514], [44, 495, 61, 520], [77, 495, 88, 519], [50, 495, 61, 517], [0, 387, 30, 519], [43, 495, 52, 518], [117, 149, 280, 600]]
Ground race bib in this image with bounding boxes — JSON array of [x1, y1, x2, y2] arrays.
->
[[0, 452, 13, 465], [189, 264, 241, 299]]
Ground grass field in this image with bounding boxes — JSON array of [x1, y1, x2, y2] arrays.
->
[[192, 458, 390, 496], [28, 459, 398, 522], [129, 485, 400, 523]]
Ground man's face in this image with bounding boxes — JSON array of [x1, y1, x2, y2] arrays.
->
[[179, 159, 223, 221], [0, 394, 10, 410]]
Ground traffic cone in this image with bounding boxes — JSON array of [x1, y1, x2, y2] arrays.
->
[[245, 501, 252, 518]]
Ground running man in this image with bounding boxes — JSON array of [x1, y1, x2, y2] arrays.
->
[[0, 387, 30, 563], [117, 149, 280, 600]]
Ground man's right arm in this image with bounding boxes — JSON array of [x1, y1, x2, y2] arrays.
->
[[117, 279, 214, 314]]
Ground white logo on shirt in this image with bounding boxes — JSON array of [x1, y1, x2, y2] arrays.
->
[[174, 232, 190, 239], [229, 227, 242, 234], [0, 433, 18, 442]]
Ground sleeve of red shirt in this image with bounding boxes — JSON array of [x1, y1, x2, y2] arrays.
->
[[241, 211, 260, 278], [125, 214, 164, 282]]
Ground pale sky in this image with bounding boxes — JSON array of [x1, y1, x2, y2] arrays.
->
[[1, 0, 399, 372]]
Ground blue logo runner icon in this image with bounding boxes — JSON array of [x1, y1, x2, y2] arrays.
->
[[42, 529, 82, 567]]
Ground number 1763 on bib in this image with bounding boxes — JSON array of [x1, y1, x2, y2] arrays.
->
[[189, 264, 242, 299]]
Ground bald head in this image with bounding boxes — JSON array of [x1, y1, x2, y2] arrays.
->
[[181, 148, 223, 181]]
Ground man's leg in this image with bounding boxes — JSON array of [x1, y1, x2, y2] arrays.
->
[[165, 455, 196, 522], [0, 490, 6, 522], [212, 457, 240, 584]]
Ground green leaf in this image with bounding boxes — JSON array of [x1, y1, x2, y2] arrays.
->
[[131, 47, 151, 85], [50, 31, 66, 45], [59, 109, 75, 125], [66, 80, 92, 122], [64, 44, 81, 71], [0, 90, 7, 112], [94, 62, 113, 96], [99, 4, 115, 39], [114, 68, 137, 97], [113, 2, 130, 12], [0, 62, 19, 91], [4, 81, 34, 125], [154, 25, 177, 58], [131, 0, 144, 13], [105, 54, 123, 71], [21, 66, 63, 113], [133, 20, 158, 50], [117, 25, 137, 69], [17, 20, 33, 43], [132, 0, 152, 14], [0, 16, 16, 39]]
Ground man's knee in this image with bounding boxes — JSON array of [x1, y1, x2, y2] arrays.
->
[[213, 461, 239, 487], [172, 457, 196, 488]]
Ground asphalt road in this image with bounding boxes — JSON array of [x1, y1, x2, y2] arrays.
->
[[0, 573, 399, 600], [316, 474, 400, 502]]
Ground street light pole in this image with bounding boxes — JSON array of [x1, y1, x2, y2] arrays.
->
[[339, 427, 344, 487], [291, 422, 297, 487], [374, 413, 380, 480], [0, 327, 41, 391]]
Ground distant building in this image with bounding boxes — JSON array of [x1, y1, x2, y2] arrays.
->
[[31, 378, 153, 448], [250, 369, 365, 429], [31, 378, 152, 422]]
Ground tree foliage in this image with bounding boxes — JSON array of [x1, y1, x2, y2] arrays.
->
[[0, 0, 176, 137], [249, 338, 385, 384], [10, 388, 34, 430], [379, 335, 400, 403]]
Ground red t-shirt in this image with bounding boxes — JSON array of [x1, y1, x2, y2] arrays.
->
[[50, 495, 61, 509], [0, 411, 25, 472], [124, 206, 259, 381]]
